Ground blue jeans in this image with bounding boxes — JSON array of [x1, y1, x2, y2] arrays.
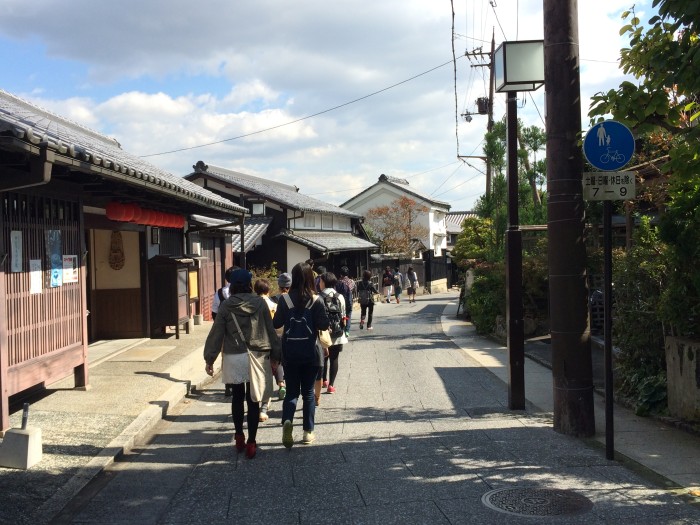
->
[[281, 361, 320, 431]]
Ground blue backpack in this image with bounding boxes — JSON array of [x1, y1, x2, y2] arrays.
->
[[281, 294, 318, 362]]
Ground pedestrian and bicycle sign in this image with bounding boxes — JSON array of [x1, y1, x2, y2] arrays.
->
[[583, 120, 635, 172], [582, 120, 636, 201]]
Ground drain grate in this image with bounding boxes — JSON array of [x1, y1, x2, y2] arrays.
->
[[482, 487, 594, 517]]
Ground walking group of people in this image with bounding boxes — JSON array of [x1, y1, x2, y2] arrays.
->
[[381, 266, 419, 304], [205, 260, 389, 457]]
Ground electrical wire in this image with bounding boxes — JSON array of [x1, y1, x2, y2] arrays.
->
[[140, 58, 462, 158]]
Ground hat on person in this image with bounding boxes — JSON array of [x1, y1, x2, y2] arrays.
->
[[277, 272, 292, 288], [230, 268, 252, 286]]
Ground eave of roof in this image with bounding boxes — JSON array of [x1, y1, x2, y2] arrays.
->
[[272, 229, 378, 254], [185, 163, 361, 218], [0, 90, 246, 216]]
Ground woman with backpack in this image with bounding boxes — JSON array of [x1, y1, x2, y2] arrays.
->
[[357, 269, 378, 330], [318, 272, 348, 395], [273, 262, 329, 448]]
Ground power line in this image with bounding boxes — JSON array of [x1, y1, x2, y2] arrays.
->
[[141, 58, 462, 158]]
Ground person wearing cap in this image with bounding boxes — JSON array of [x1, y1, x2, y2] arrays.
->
[[204, 268, 282, 459]]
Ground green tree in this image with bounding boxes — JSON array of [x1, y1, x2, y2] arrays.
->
[[588, 2, 700, 337]]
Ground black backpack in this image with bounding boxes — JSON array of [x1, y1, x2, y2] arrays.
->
[[358, 282, 372, 306], [322, 291, 345, 338], [281, 294, 318, 362]]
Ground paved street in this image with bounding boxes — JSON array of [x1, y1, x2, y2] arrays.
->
[[45, 293, 700, 524]]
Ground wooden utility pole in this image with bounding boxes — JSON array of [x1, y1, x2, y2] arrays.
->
[[462, 33, 495, 194], [544, 0, 596, 436], [486, 30, 495, 194]]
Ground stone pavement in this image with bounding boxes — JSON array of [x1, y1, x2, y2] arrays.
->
[[1, 291, 700, 524]]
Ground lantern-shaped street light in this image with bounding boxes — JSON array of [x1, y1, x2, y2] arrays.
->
[[494, 40, 544, 410]]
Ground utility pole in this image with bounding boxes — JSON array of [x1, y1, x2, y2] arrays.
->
[[462, 34, 495, 194], [486, 30, 495, 194], [543, 0, 596, 436]]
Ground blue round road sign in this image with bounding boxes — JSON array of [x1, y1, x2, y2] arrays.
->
[[583, 121, 635, 171]]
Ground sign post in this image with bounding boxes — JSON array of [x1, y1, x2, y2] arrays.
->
[[582, 120, 635, 461]]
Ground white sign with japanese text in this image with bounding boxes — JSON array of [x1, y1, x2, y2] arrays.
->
[[583, 171, 636, 201]]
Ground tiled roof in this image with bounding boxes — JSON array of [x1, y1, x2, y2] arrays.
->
[[189, 163, 361, 218], [0, 90, 246, 215], [446, 211, 477, 233], [341, 173, 451, 209], [272, 230, 378, 254], [233, 216, 273, 253], [190, 214, 240, 233]]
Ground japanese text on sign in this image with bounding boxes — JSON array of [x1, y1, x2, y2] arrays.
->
[[583, 171, 636, 201]]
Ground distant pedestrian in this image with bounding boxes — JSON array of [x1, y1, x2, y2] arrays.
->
[[336, 266, 354, 336], [273, 262, 330, 448], [314, 265, 326, 292], [203, 269, 281, 459], [392, 267, 404, 304], [318, 272, 348, 395], [406, 266, 419, 303], [381, 266, 394, 303], [357, 270, 378, 330], [212, 266, 235, 396], [253, 278, 285, 422]]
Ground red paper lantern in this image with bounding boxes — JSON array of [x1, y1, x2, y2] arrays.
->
[[106, 202, 126, 221], [121, 203, 136, 222], [130, 205, 143, 223], [153, 211, 164, 226], [141, 209, 153, 225]]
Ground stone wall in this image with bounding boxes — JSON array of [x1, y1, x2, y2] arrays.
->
[[665, 336, 700, 421]]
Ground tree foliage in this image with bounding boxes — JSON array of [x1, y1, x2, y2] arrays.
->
[[365, 196, 428, 254], [589, 1, 700, 337]]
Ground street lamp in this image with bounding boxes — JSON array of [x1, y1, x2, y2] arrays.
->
[[494, 40, 544, 409]]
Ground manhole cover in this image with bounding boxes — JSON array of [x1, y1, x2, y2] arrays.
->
[[482, 487, 593, 517]]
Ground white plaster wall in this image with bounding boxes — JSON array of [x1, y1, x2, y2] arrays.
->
[[286, 242, 310, 272]]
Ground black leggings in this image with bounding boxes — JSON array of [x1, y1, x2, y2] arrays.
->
[[322, 345, 342, 386], [231, 382, 260, 443]]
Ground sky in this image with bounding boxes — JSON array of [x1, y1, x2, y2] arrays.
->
[[0, 0, 650, 211]]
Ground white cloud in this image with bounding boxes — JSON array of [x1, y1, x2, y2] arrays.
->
[[0, 0, 650, 209]]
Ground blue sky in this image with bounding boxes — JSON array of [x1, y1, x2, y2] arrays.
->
[[0, 0, 648, 209]]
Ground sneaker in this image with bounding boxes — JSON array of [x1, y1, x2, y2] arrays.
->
[[245, 442, 257, 459], [367, 326, 373, 330], [322, 380, 329, 388], [344, 330, 350, 337], [327, 385, 336, 394], [282, 420, 294, 449], [302, 431, 315, 444], [259, 411, 269, 422], [234, 433, 246, 452], [278, 386, 286, 400]]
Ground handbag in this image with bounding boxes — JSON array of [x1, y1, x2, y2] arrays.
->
[[230, 313, 272, 403], [318, 328, 333, 349]]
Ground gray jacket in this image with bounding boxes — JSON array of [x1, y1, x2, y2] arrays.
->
[[203, 292, 282, 366]]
